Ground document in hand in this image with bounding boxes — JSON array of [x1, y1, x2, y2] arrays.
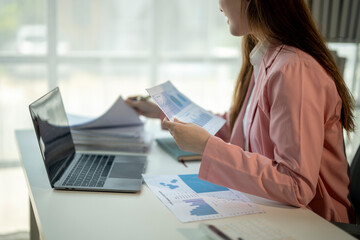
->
[[146, 81, 226, 135], [67, 96, 152, 153]]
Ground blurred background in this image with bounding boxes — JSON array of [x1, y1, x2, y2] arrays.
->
[[0, 0, 359, 239]]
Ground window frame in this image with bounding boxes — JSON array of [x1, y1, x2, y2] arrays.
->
[[0, 0, 241, 90]]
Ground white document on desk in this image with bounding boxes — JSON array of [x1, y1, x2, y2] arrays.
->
[[146, 81, 226, 135], [143, 174, 264, 223]]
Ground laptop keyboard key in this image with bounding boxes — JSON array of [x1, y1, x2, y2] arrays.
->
[[63, 154, 114, 188]]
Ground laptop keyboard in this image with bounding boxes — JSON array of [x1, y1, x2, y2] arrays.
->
[[63, 154, 114, 188]]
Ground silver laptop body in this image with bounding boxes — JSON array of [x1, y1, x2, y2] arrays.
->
[[29, 87, 147, 193]]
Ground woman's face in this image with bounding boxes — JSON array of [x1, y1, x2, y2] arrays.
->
[[219, 0, 249, 36]]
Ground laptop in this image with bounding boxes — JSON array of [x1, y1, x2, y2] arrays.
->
[[29, 87, 147, 193]]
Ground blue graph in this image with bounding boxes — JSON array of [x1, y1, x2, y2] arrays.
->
[[160, 179, 179, 189], [177, 93, 187, 102], [184, 199, 218, 216], [179, 174, 228, 193], [170, 95, 183, 107], [191, 112, 212, 127]]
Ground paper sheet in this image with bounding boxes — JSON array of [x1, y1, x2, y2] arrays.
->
[[67, 96, 143, 130], [199, 219, 295, 240], [146, 81, 226, 135], [71, 126, 145, 139], [143, 174, 264, 223]]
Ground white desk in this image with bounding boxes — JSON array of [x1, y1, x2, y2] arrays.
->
[[16, 121, 355, 240]]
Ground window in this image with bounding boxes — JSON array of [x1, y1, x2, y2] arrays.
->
[[0, 0, 240, 163], [0, 1, 359, 164]]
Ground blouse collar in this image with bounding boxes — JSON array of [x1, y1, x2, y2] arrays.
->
[[249, 40, 269, 68]]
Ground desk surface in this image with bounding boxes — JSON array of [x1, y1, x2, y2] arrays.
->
[[16, 121, 354, 240]]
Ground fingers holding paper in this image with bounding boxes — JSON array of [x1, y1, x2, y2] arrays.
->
[[125, 96, 162, 119], [162, 117, 210, 154]]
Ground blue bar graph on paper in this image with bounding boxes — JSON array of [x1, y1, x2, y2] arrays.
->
[[179, 174, 228, 193], [191, 112, 212, 127], [184, 199, 218, 216]]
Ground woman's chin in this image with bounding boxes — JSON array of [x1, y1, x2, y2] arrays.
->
[[229, 28, 241, 37]]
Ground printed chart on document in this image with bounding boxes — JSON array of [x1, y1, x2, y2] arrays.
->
[[143, 174, 264, 222], [146, 81, 226, 135]]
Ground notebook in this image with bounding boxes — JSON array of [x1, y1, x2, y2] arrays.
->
[[29, 87, 147, 193], [156, 137, 201, 161]]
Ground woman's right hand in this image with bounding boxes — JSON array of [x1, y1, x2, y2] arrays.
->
[[125, 96, 162, 119]]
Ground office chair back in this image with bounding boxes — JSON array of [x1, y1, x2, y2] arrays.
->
[[329, 144, 360, 238], [350, 144, 360, 223]]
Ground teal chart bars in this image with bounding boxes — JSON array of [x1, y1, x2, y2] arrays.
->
[[179, 174, 227, 193], [143, 174, 264, 222], [184, 199, 218, 216], [146, 81, 226, 135]]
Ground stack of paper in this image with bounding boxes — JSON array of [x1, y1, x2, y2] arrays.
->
[[67, 96, 152, 153]]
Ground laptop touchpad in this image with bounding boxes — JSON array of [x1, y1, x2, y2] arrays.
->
[[108, 162, 144, 179]]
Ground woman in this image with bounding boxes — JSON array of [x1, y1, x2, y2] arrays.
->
[[126, 0, 355, 223]]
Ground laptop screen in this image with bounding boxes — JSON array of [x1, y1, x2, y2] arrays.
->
[[29, 87, 75, 185]]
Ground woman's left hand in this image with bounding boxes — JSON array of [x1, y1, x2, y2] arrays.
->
[[162, 117, 211, 154]]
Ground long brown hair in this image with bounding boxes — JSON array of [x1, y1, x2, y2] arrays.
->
[[229, 0, 355, 132]]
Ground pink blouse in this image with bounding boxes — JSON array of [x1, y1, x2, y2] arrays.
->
[[198, 44, 353, 223]]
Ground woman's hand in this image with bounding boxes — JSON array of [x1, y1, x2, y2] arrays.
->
[[125, 96, 162, 119], [162, 118, 211, 154]]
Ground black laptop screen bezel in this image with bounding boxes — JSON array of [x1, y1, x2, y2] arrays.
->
[[29, 87, 76, 187]]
